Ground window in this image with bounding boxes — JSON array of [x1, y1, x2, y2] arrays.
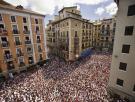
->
[[11, 16, 16, 22], [53, 39, 55, 42], [125, 26, 134, 35], [37, 36, 40, 40], [39, 54, 43, 60], [122, 45, 130, 53], [113, 23, 116, 27], [24, 26, 28, 31], [25, 37, 30, 41], [12, 25, 18, 30], [35, 19, 38, 24], [75, 31, 78, 37], [38, 45, 42, 51], [116, 79, 124, 86], [67, 22, 68, 26], [133, 85, 135, 92], [15, 37, 20, 42], [23, 17, 27, 23], [0, 14, 2, 21], [119, 62, 127, 71], [127, 4, 135, 16], [0, 24, 4, 29], [67, 31, 69, 37], [27, 47, 32, 52], [19, 57, 24, 63], [106, 37, 108, 41], [36, 26, 39, 31], [28, 56, 34, 64], [1, 37, 7, 42]]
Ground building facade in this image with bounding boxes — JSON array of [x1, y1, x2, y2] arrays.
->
[[100, 18, 116, 52], [109, 0, 135, 101], [92, 20, 102, 49], [46, 6, 93, 61], [0, 0, 47, 77]]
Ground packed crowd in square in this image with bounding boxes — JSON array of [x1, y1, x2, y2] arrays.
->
[[0, 52, 128, 102]]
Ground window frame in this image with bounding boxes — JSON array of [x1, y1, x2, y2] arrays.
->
[[11, 16, 16, 22], [127, 4, 135, 16], [119, 62, 127, 71], [125, 26, 134, 36], [122, 44, 130, 53], [35, 18, 39, 24], [116, 78, 124, 86], [23, 17, 27, 23]]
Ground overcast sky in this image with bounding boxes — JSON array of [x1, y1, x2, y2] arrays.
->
[[5, 0, 118, 25]]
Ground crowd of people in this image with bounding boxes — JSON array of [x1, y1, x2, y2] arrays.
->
[[0, 53, 126, 102]]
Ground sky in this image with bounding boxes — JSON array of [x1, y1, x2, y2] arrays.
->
[[5, 0, 118, 25]]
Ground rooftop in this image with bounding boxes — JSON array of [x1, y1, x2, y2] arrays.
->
[[0, 0, 45, 17], [59, 6, 77, 13]]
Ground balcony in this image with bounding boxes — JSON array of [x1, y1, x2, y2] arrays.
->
[[7, 64, 15, 71], [1, 41, 9, 48], [100, 30, 110, 36], [35, 30, 40, 35], [17, 52, 24, 57], [37, 40, 41, 43], [39, 57, 43, 61], [23, 30, 30, 34], [12, 30, 20, 34], [27, 50, 33, 54], [15, 41, 22, 46], [28, 60, 34, 64], [19, 62, 25, 67], [4, 54, 13, 62], [25, 40, 31, 45], [38, 49, 42, 52], [0, 29, 8, 36]]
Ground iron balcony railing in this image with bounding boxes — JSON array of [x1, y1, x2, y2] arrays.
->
[[1, 41, 9, 47], [12, 30, 20, 34], [4, 54, 13, 62], [15, 41, 22, 46], [25, 40, 31, 44], [23, 30, 30, 34], [0, 28, 8, 36], [17, 52, 24, 57]]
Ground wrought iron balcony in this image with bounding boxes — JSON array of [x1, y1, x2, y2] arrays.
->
[[7, 64, 15, 71], [38, 49, 42, 52], [25, 40, 31, 44], [4, 54, 13, 62], [1, 41, 9, 48], [37, 40, 41, 43], [17, 52, 24, 57], [19, 62, 25, 67], [27, 50, 33, 54], [12, 30, 20, 34], [39, 57, 43, 61], [15, 41, 22, 46], [23, 30, 30, 34], [28, 60, 34, 64], [35, 30, 40, 34], [0, 29, 8, 36]]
